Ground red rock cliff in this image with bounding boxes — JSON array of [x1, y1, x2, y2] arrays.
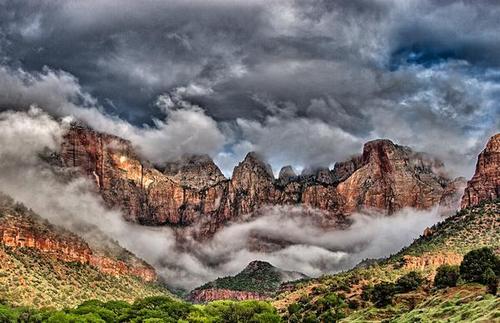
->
[[0, 201, 156, 282], [59, 125, 462, 234], [461, 133, 500, 208]]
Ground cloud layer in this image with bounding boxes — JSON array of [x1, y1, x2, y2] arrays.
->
[[0, 109, 443, 290], [0, 0, 499, 174]]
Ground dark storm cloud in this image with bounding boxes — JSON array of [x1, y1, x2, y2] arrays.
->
[[0, 0, 498, 176]]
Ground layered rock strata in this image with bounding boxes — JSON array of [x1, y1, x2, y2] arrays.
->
[[60, 125, 464, 235], [461, 133, 500, 208]]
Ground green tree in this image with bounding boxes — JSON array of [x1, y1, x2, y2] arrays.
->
[[396, 271, 424, 293], [434, 265, 460, 288], [482, 268, 498, 295], [460, 247, 500, 283], [371, 282, 396, 307]]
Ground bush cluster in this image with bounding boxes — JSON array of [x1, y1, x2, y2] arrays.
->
[[0, 296, 281, 322], [434, 247, 499, 294], [286, 292, 346, 322], [362, 271, 424, 308], [434, 265, 460, 288]]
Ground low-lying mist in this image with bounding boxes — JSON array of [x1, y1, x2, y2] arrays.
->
[[0, 109, 443, 290]]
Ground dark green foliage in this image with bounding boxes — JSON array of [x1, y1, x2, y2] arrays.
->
[[361, 284, 374, 301], [203, 300, 281, 323], [284, 293, 346, 322], [197, 261, 283, 294], [316, 293, 346, 321], [287, 303, 300, 315], [460, 247, 500, 284], [303, 313, 318, 323], [482, 268, 498, 295], [370, 282, 396, 307], [434, 265, 460, 288], [395, 271, 424, 293], [0, 296, 281, 322]]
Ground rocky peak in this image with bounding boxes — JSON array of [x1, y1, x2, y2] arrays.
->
[[58, 123, 464, 235], [300, 166, 335, 184], [163, 154, 227, 190], [229, 152, 276, 215], [361, 139, 405, 171], [461, 133, 500, 208], [336, 139, 453, 214], [242, 260, 275, 273], [233, 152, 274, 180], [278, 165, 297, 185], [332, 155, 363, 183]]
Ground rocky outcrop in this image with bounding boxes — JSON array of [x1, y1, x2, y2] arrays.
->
[[59, 125, 461, 235], [0, 196, 156, 282], [60, 124, 229, 226], [335, 140, 449, 214], [401, 252, 463, 274], [228, 152, 276, 216], [189, 288, 270, 303], [461, 133, 500, 208]]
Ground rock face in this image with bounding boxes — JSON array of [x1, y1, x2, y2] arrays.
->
[[59, 125, 463, 234], [461, 133, 500, 209], [0, 195, 156, 282]]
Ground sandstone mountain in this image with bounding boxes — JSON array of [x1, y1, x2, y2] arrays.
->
[[58, 124, 463, 237], [461, 133, 500, 208], [0, 193, 166, 308]]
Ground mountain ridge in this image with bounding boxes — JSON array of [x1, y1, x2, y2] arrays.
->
[[57, 123, 465, 239]]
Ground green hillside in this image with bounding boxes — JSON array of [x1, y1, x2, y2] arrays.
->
[[273, 201, 500, 322], [194, 261, 307, 296], [0, 194, 170, 309]]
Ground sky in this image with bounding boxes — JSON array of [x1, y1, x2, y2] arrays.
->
[[0, 0, 499, 177]]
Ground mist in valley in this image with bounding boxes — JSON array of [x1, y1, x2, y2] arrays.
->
[[0, 108, 445, 290]]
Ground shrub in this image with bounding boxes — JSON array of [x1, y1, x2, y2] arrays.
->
[[396, 271, 424, 293], [460, 247, 500, 283], [303, 313, 318, 323], [434, 265, 460, 288], [370, 282, 396, 308], [361, 285, 373, 301], [315, 293, 346, 319], [482, 268, 498, 295], [287, 303, 300, 316]]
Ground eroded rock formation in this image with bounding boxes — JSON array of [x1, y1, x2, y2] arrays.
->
[[0, 197, 156, 282], [59, 125, 464, 235], [461, 133, 500, 208]]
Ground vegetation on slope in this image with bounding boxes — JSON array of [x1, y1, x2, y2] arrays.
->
[[196, 261, 305, 295], [273, 201, 500, 322], [0, 245, 167, 309], [0, 194, 169, 309], [0, 296, 281, 322]]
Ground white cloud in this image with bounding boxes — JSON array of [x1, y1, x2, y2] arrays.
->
[[0, 66, 226, 164]]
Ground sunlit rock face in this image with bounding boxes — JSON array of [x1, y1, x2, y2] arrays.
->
[[59, 124, 464, 237], [461, 133, 500, 209]]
